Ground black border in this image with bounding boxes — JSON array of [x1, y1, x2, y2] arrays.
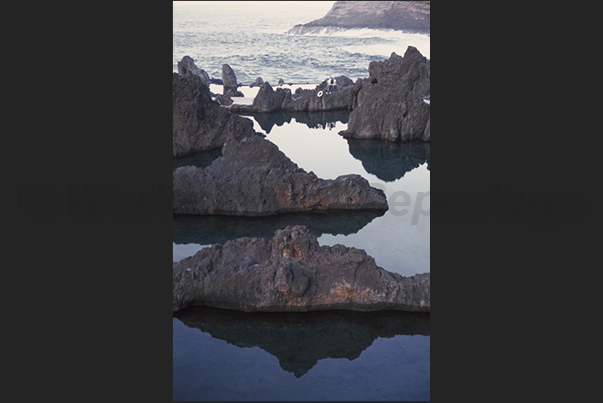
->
[[9, 1, 598, 401]]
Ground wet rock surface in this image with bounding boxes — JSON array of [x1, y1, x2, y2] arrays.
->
[[173, 135, 388, 216], [340, 46, 430, 141], [173, 225, 430, 313], [172, 72, 256, 157], [175, 305, 429, 377]]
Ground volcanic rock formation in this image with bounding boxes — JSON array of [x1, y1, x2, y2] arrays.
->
[[173, 225, 430, 313], [173, 135, 388, 215], [172, 72, 256, 157], [340, 46, 430, 141]]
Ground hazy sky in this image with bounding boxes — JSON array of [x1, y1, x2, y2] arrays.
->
[[173, 1, 336, 15]]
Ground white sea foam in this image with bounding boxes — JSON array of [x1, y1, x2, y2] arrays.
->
[[286, 27, 430, 59]]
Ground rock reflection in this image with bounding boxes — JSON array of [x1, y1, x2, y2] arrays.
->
[[347, 139, 430, 182], [173, 147, 222, 172], [241, 110, 350, 134], [173, 209, 384, 245], [174, 305, 429, 378]]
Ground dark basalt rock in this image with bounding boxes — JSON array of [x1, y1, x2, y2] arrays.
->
[[172, 72, 256, 157], [246, 82, 292, 113], [224, 88, 244, 97], [175, 305, 429, 378], [173, 225, 430, 313], [340, 46, 430, 142], [230, 78, 358, 114], [250, 76, 264, 87], [287, 1, 430, 35], [177, 56, 211, 86], [222, 63, 238, 94], [173, 135, 388, 215], [214, 94, 233, 106]]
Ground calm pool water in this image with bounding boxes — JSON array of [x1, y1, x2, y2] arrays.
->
[[173, 306, 430, 401], [173, 111, 430, 401]]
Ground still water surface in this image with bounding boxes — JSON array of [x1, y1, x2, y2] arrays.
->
[[173, 113, 430, 401]]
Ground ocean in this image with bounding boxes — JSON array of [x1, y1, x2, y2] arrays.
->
[[173, 2, 430, 400], [173, 1, 430, 84]]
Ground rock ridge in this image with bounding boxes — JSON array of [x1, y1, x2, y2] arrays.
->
[[173, 225, 430, 313], [173, 136, 388, 215]]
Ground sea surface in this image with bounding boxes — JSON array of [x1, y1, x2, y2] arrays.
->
[[173, 2, 430, 400]]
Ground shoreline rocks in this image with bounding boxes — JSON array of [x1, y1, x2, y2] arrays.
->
[[172, 72, 257, 157], [173, 225, 430, 313], [230, 77, 358, 114], [340, 46, 430, 142], [250, 76, 264, 87], [222, 64, 244, 97], [177, 55, 211, 87], [173, 135, 388, 216], [226, 47, 429, 142]]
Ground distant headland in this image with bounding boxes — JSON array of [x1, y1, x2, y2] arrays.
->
[[287, 1, 430, 35]]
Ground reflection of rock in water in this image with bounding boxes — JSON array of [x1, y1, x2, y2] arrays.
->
[[173, 148, 222, 171], [424, 142, 430, 170], [173, 209, 384, 245], [174, 305, 429, 378], [241, 110, 350, 134], [347, 139, 430, 182]]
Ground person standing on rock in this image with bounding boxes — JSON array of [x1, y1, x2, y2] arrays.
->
[[326, 77, 337, 94], [326, 77, 333, 94]]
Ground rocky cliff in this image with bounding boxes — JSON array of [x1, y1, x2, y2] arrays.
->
[[287, 1, 430, 35]]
